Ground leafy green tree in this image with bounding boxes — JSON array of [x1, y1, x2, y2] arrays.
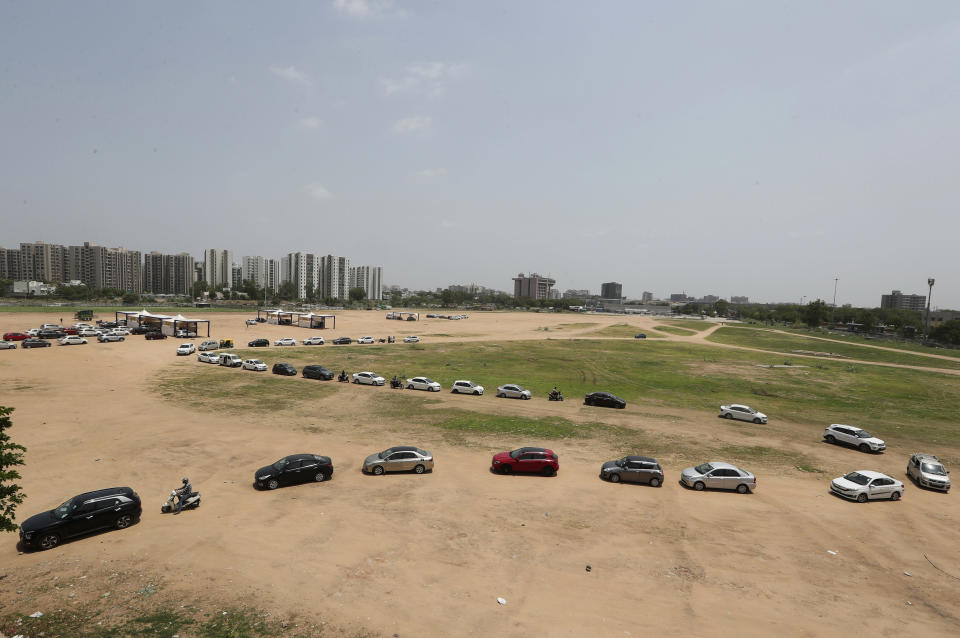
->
[[121, 292, 139, 305], [802, 299, 828, 327], [930, 320, 960, 345], [349, 287, 366, 303], [192, 280, 209, 299], [714, 299, 730, 316], [277, 281, 297, 301], [0, 406, 26, 532]]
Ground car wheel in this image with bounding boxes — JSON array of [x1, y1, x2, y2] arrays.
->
[[39, 533, 61, 550], [824, 435, 835, 444], [115, 514, 134, 529], [120, 337, 124, 341], [724, 413, 734, 419], [414, 464, 425, 474], [617, 404, 625, 409], [474, 390, 481, 396], [497, 392, 505, 398], [407, 384, 414, 389], [522, 394, 530, 400], [431, 386, 439, 392], [452, 388, 459, 394], [541, 466, 555, 477], [267, 479, 279, 490], [736, 484, 750, 494], [890, 491, 901, 501], [693, 481, 705, 491], [500, 464, 512, 474], [353, 379, 359, 384], [584, 399, 592, 406], [752, 418, 761, 424], [314, 472, 325, 482], [858, 443, 870, 453], [609, 473, 621, 483], [856, 493, 868, 503], [373, 465, 385, 476], [649, 477, 661, 487]]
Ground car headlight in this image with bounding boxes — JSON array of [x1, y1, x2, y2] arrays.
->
[[22, 531, 32, 539], [257, 475, 270, 481], [493, 460, 501, 464]]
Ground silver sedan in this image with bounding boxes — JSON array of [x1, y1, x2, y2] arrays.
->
[[680, 462, 756, 493], [496, 384, 531, 399], [363, 446, 434, 475], [406, 376, 441, 391]]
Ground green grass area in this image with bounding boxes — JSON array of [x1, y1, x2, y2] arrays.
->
[[772, 326, 960, 359], [707, 326, 960, 371], [156, 339, 960, 452], [653, 325, 697, 336], [590, 323, 664, 338], [658, 319, 713, 332], [551, 322, 600, 330]]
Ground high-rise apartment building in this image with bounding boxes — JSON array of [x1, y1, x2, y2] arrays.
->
[[144, 252, 195, 295], [731, 296, 749, 304], [203, 249, 233, 288], [641, 291, 653, 303], [0, 246, 22, 280], [320, 255, 351, 300], [600, 282, 623, 300], [231, 264, 242, 291], [513, 273, 556, 300], [880, 290, 926, 311], [19, 241, 67, 282], [242, 256, 280, 292], [349, 265, 383, 300], [66, 242, 142, 292], [281, 252, 321, 299]]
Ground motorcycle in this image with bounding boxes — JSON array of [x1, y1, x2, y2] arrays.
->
[[337, 372, 350, 383], [390, 377, 404, 389], [161, 488, 201, 513], [548, 390, 564, 402]]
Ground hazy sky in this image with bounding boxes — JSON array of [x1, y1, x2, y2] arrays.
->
[[3, 1, 959, 307]]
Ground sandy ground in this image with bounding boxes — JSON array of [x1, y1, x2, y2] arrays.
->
[[1, 310, 959, 637]]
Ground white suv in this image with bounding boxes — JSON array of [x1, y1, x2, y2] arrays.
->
[[823, 424, 885, 453]]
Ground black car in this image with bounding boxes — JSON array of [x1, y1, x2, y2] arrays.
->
[[38, 329, 66, 339], [303, 365, 334, 380], [248, 338, 270, 347], [272, 362, 297, 376], [19, 487, 142, 551], [254, 454, 333, 490], [600, 456, 664, 486], [22, 338, 52, 348], [97, 321, 119, 328], [332, 337, 352, 345], [584, 391, 626, 409], [145, 331, 167, 340], [129, 326, 149, 335]]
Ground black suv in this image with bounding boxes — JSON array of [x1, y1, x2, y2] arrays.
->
[[19, 487, 142, 551], [332, 337, 352, 345], [129, 326, 149, 335], [254, 454, 333, 490], [248, 338, 269, 347], [272, 362, 297, 376], [303, 365, 334, 380]]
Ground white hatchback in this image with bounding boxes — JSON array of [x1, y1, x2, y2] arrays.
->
[[58, 335, 87, 346], [406, 377, 441, 392], [177, 343, 196, 355], [274, 338, 297, 346], [403, 336, 420, 343], [451, 380, 484, 395], [357, 336, 375, 344], [242, 359, 268, 371], [830, 470, 903, 502]]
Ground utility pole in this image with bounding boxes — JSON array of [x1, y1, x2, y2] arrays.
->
[[925, 277, 935, 338], [832, 277, 838, 325]]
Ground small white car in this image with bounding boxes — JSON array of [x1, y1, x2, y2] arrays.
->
[[353, 371, 386, 386], [497, 384, 532, 400], [357, 336, 375, 344], [823, 424, 885, 453], [26, 329, 41, 336], [41, 324, 61, 330], [58, 335, 87, 345], [830, 470, 904, 502], [274, 337, 297, 346], [78, 328, 102, 337], [242, 359, 268, 371], [451, 380, 484, 395], [0, 341, 17, 350], [97, 333, 125, 343], [403, 336, 420, 343], [906, 453, 950, 492], [719, 404, 767, 424], [197, 351, 220, 363], [219, 353, 243, 367], [406, 376, 441, 392], [302, 336, 325, 345], [72, 323, 94, 329], [110, 328, 131, 336], [177, 343, 196, 356]]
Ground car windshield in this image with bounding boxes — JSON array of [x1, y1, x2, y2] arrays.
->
[[616, 459, 627, 468], [252, 360, 262, 365], [53, 499, 73, 519], [922, 463, 947, 476], [856, 430, 873, 438], [271, 459, 288, 471], [694, 463, 713, 474], [843, 472, 870, 485], [509, 449, 524, 459], [378, 449, 392, 459], [423, 378, 435, 384]]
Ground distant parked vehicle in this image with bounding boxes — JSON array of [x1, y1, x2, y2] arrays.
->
[[145, 331, 167, 340], [403, 335, 420, 343], [302, 365, 335, 380], [272, 362, 297, 376], [129, 326, 149, 335], [176, 343, 196, 356], [719, 404, 767, 424], [584, 391, 626, 409], [38, 329, 66, 340], [830, 470, 903, 502], [823, 424, 886, 453], [451, 380, 484, 395], [352, 371, 385, 386], [332, 337, 352, 345], [356, 336, 375, 344], [906, 453, 950, 492], [78, 328, 103, 337], [254, 454, 333, 490], [243, 359, 268, 371], [97, 333, 125, 343], [58, 335, 87, 346], [302, 336, 325, 346], [491, 447, 558, 476], [0, 341, 16, 350], [634, 333, 647, 339], [406, 376, 441, 392], [362, 446, 434, 475], [22, 338, 52, 349], [197, 351, 220, 363], [219, 353, 243, 367], [248, 339, 269, 348], [245, 319, 258, 326], [19, 487, 141, 551], [274, 337, 297, 346], [3, 332, 30, 341], [110, 328, 131, 336], [496, 384, 531, 400], [175, 329, 197, 338], [198, 340, 219, 351], [680, 462, 756, 493], [600, 456, 664, 486]]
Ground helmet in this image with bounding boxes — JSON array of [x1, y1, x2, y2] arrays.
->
[[181, 477, 189, 484]]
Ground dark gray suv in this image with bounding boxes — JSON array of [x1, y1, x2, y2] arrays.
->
[[600, 456, 664, 486], [19, 487, 142, 551]]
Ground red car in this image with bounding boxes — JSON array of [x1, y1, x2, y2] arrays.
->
[[3, 332, 29, 341], [491, 447, 559, 476]]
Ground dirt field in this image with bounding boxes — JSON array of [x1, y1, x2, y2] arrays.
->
[[1, 310, 959, 637]]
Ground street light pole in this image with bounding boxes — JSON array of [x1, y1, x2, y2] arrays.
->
[[832, 277, 838, 325], [925, 277, 935, 338]]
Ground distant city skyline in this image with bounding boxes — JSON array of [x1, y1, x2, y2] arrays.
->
[[2, 3, 958, 308]]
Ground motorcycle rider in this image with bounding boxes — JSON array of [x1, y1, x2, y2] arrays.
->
[[550, 386, 562, 400], [174, 477, 194, 515]]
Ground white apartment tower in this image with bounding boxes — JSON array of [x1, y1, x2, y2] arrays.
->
[[281, 252, 321, 299], [320, 255, 350, 300], [203, 249, 233, 288], [242, 256, 280, 292], [349, 265, 383, 300]]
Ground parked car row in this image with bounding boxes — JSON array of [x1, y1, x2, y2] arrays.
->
[[243, 335, 420, 347]]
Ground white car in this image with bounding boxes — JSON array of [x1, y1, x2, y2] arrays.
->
[[41, 323, 61, 330], [26, 329, 40, 336], [58, 335, 88, 346], [406, 376, 441, 392], [403, 336, 420, 343], [0, 341, 17, 350], [109, 328, 131, 336], [906, 453, 950, 492], [497, 384, 532, 400], [78, 328, 102, 337], [451, 380, 484, 395], [357, 336, 375, 344], [197, 351, 220, 363], [302, 336, 325, 345], [72, 323, 94, 329], [352, 371, 386, 386], [242, 358, 268, 371], [198, 340, 219, 351], [823, 424, 886, 453], [177, 343, 196, 356], [274, 337, 297, 346], [830, 470, 904, 502], [719, 404, 767, 424], [97, 333, 125, 343]]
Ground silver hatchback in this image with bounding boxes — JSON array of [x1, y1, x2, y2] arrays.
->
[[906, 453, 950, 492], [363, 446, 434, 475]]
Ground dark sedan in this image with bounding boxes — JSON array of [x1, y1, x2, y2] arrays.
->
[[584, 391, 626, 409], [272, 362, 297, 376], [254, 454, 333, 490], [248, 338, 270, 347], [303, 365, 334, 380], [600, 456, 664, 486], [38, 329, 66, 339], [145, 331, 167, 340], [19, 487, 142, 551], [22, 338, 52, 348], [332, 337, 352, 345]]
